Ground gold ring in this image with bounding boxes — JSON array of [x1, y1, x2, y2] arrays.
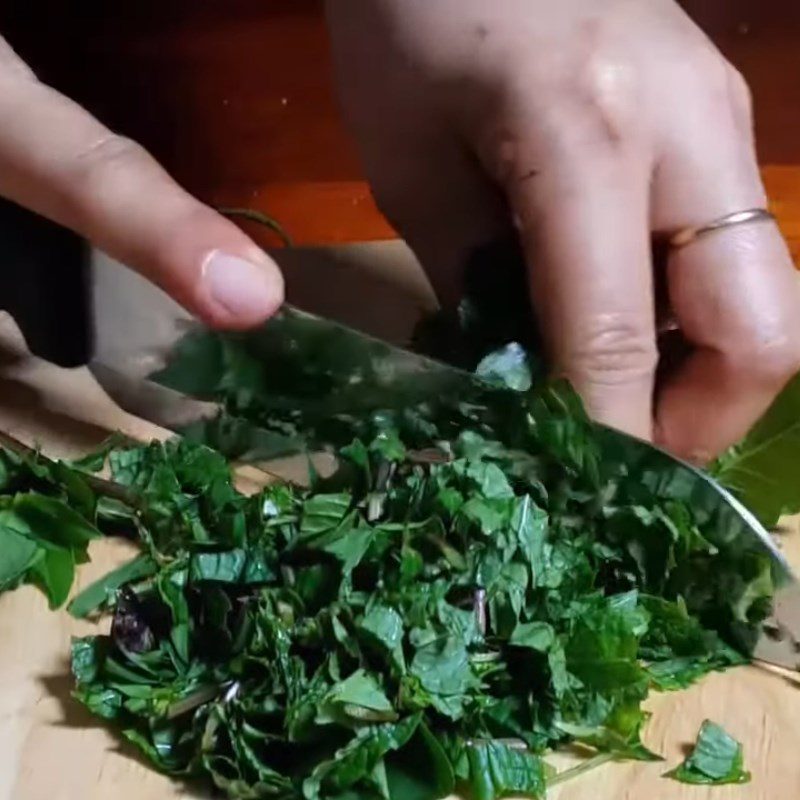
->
[[669, 208, 775, 249]]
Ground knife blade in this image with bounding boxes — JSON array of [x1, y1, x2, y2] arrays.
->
[[89, 249, 800, 670]]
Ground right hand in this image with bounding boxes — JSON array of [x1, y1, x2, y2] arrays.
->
[[0, 35, 284, 330], [326, 0, 800, 462]]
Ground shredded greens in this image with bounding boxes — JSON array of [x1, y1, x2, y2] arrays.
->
[[0, 445, 102, 608], [0, 247, 795, 796], [63, 413, 752, 799], [50, 364, 772, 799]]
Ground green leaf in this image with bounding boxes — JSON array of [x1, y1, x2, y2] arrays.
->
[[68, 555, 158, 619], [71, 636, 106, 684], [149, 329, 227, 398], [370, 429, 407, 462], [39, 283, 787, 800], [360, 604, 406, 671], [70, 434, 126, 473], [321, 523, 374, 574], [385, 721, 455, 800], [475, 343, 533, 392], [303, 716, 421, 800], [459, 497, 507, 536], [712, 372, 800, 525], [511, 495, 547, 579], [8, 493, 101, 548], [300, 493, 352, 539], [410, 636, 476, 719], [330, 670, 394, 712], [465, 741, 546, 800], [558, 709, 662, 763], [30, 546, 75, 609], [156, 568, 191, 665], [664, 720, 751, 785], [464, 462, 515, 501], [509, 621, 555, 652], [189, 549, 247, 584], [0, 523, 40, 590], [318, 669, 398, 724], [565, 606, 648, 693]]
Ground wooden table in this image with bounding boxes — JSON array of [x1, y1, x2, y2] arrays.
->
[[1, 313, 799, 800]]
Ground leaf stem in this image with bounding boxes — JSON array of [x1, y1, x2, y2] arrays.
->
[[166, 684, 223, 720], [0, 430, 140, 508], [218, 207, 292, 246], [548, 752, 616, 787]]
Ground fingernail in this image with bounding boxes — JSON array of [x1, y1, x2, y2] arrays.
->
[[203, 250, 281, 321]]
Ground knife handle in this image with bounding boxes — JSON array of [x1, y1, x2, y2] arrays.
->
[[0, 199, 92, 367]]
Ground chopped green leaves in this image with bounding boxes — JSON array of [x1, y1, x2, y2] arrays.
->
[[0, 448, 102, 607], [475, 342, 533, 392], [58, 419, 770, 800], [665, 720, 751, 785], [69, 555, 158, 619], [3, 281, 794, 798], [0, 524, 39, 591]]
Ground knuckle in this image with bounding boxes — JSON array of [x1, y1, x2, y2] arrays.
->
[[572, 58, 638, 140], [566, 315, 657, 386], [562, 30, 640, 148]]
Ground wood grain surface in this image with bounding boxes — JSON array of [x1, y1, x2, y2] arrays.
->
[[0, 313, 798, 800]]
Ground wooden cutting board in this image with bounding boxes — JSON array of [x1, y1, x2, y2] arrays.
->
[[1, 319, 799, 800]]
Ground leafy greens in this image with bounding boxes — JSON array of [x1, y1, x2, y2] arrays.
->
[[0, 237, 795, 797], [60, 368, 770, 799], [0, 444, 103, 608], [711, 372, 800, 527]]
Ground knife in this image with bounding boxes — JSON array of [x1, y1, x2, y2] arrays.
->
[[88, 247, 800, 671]]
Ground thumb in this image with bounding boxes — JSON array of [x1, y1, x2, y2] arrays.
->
[[0, 51, 283, 330]]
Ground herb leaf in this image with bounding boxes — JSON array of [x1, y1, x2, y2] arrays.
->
[[712, 373, 800, 526], [69, 555, 158, 619], [665, 720, 751, 785], [465, 741, 547, 800]]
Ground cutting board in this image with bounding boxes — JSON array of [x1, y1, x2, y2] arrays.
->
[[1, 316, 799, 800]]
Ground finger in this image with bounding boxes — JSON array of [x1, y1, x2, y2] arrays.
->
[[652, 70, 800, 462], [500, 140, 657, 439], [0, 46, 283, 329], [327, 17, 508, 308]]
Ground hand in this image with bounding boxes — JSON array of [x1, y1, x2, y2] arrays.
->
[[326, 0, 800, 462], [0, 36, 283, 330]]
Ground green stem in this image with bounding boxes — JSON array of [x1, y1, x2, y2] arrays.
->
[[548, 752, 616, 788], [0, 430, 140, 509], [219, 207, 292, 246]]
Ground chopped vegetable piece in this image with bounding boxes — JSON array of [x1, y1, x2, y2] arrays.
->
[[665, 720, 751, 785]]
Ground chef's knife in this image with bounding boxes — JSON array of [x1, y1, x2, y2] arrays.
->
[[88, 248, 800, 671]]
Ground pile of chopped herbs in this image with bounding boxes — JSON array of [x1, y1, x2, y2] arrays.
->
[[0, 249, 794, 796], [2, 366, 783, 798]]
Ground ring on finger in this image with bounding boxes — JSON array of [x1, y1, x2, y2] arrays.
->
[[669, 208, 775, 249]]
